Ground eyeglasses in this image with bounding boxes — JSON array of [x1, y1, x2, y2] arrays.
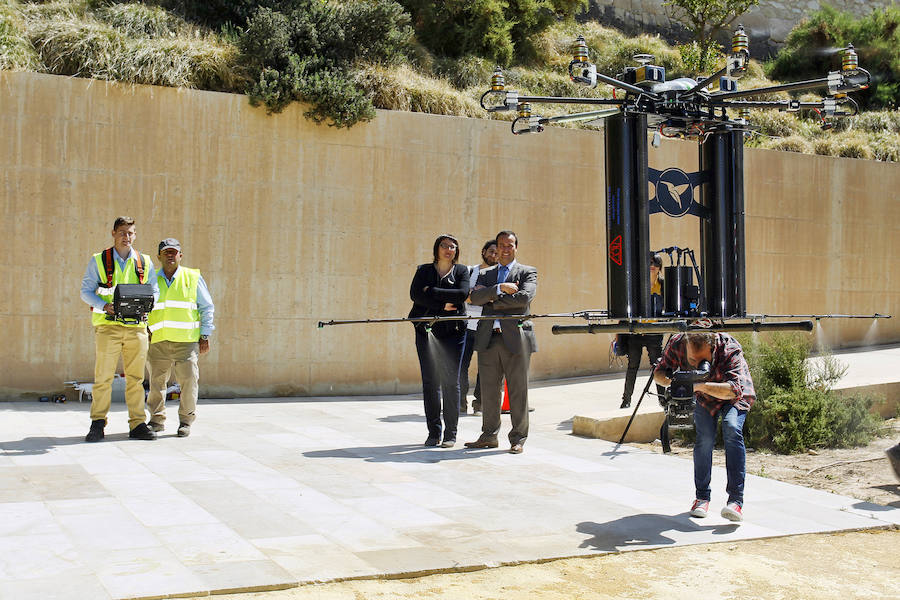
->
[[440, 242, 457, 250]]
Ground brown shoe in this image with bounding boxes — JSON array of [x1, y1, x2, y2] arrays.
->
[[464, 437, 498, 449], [509, 443, 524, 454]]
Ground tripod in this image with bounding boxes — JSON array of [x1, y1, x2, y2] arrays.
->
[[617, 361, 673, 453]]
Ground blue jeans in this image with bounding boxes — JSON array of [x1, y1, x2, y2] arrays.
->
[[415, 330, 464, 442], [693, 402, 747, 505]]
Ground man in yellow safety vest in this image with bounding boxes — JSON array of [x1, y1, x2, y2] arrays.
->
[[80, 216, 159, 442], [146, 238, 215, 437]]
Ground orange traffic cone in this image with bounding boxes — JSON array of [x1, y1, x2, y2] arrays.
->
[[501, 379, 510, 414]]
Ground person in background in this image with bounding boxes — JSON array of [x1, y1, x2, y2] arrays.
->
[[620, 253, 665, 409], [408, 234, 470, 448], [459, 240, 498, 415]]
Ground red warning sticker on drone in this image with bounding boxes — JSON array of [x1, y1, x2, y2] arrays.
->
[[609, 235, 623, 266]]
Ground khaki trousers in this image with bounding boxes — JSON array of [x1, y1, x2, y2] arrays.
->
[[146, 340, 199, 426], [91, 325, 149, 430]]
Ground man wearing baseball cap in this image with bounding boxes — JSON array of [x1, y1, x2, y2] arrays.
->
[[145, 238, 215, 437]]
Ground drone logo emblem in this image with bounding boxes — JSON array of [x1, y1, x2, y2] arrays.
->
[[648, 167, 709, 218], [609, 235, 623, 266]]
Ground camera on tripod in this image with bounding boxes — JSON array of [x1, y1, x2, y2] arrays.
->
[[663, 360, 710, 430]]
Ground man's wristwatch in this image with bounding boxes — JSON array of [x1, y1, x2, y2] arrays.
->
[[200, 335, 209, 340]]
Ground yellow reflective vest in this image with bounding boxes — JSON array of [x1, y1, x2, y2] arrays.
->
[[148, 267, 201, 343], [91, 250, 152, 328]]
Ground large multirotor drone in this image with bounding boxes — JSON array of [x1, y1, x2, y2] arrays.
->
[[481, 26, 870, 139]]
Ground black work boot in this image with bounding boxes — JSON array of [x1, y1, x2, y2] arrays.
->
[[129, 422, 157, 440], [85, 419, 106, 443]]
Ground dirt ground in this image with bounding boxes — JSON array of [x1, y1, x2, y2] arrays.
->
[[197, 423, 900, 600]]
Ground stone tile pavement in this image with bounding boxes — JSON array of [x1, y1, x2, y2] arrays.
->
[[1, 357, 898, 599]]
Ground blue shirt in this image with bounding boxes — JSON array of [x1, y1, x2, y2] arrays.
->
[[159, 266, 216, 337], [80, 248, 160, 312]]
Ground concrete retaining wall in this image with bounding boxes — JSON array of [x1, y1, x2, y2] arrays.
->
[[1, 72, 897, 398]]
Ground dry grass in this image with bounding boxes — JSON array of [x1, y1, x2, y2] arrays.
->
[[8, 1, 246, 90], [0, 0, 41, 70], [355, 63, 482, 117]]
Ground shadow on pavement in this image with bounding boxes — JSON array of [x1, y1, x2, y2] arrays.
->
[[303, 443, 508, 464], [0, 434, 129, 455], [576, 514, 740, 552], [377, 414, 424, 423]]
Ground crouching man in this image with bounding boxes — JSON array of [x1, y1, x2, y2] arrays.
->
[[146, 238, 215, 437], [654, 331, 756, 522]]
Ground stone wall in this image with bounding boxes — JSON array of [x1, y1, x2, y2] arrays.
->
[[583, 0, 892, 55], [1, 72, 897, 399]]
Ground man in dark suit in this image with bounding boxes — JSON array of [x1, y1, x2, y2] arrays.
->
[[464, 231, 537, 454]]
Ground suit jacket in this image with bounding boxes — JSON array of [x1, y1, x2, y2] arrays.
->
[[408, 263, 470, 337], [470, 261, 537, 354]]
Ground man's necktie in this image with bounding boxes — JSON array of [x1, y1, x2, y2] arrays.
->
[[493, 265, 509, 331], [498, 265, 508, 284]]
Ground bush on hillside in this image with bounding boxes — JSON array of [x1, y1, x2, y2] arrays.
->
[[240, 0, 412, 126], [767, 4, 900, 109], [398, 0, 586, 66], [738, 333, 882, 453]]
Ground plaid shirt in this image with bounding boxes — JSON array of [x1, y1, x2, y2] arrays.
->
[[657, 333, 756, 415]]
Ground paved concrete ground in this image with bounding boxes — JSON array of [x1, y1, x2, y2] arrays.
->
[[1, 347, 898, 600]]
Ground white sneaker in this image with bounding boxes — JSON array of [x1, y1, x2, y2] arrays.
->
[[689, 499, 709, 518], [721, 502, 743, 522]]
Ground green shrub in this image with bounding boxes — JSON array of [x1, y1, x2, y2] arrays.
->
[[749, 386, 832, 454], [241, 1, 412, 126], [398, 0, 586, 66], [825, 392, 881, 448], [738, 333, 882, 453], [766, 4, 900, 109], [342, 0, 412, 65], [678, 40, 722, 75]]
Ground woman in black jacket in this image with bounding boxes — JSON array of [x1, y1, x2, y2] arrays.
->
[[409, 234, 470, 447]]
